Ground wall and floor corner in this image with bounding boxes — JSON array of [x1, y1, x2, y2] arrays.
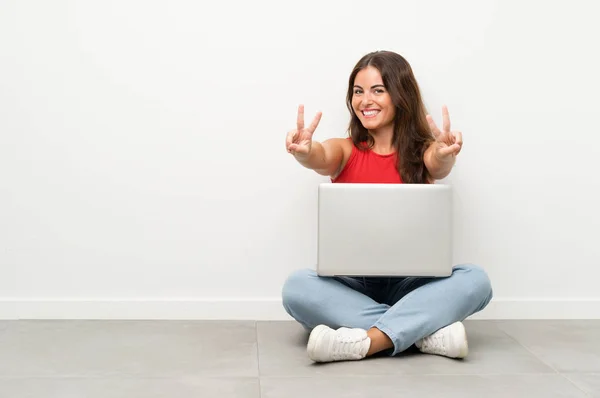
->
[[1, 1, 599, 321]]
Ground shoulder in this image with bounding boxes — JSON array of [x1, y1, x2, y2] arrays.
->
[[328, 137, 356, 180], [322, 137, 354, 158], [338, 137, 354, 156], [323, 136, 353, 148]]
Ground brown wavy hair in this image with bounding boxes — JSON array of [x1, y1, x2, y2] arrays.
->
[[346, 51, 434, 183]]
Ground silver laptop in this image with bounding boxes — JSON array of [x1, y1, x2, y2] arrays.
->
[[316, 183, 453, 277]]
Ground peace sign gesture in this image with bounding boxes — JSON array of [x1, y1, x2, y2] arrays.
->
[[286, 105, 322, 159], [426, 105, 463, 161]]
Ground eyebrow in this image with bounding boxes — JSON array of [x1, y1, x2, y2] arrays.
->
[[354, 84, 385, 89]]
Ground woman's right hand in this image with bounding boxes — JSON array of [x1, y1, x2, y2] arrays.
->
[[286, 104, 322, 159]]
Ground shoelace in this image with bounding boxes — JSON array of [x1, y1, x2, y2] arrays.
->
[[332, 331, 365, 360]]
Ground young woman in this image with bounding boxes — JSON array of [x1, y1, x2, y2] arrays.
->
[[283, 50, 493, 363]]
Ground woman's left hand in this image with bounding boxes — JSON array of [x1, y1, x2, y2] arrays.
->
[[427, 105, 463, 162]]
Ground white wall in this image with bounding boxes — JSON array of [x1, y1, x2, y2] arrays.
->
[[1, 0, 599, 320]]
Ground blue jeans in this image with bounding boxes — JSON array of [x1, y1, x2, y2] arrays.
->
[[281, 264, 493, 355]]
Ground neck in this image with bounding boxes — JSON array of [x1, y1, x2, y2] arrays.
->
[[369, 125, 395, 154]]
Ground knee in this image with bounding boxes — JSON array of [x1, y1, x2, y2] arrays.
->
[[454, 264, 493, 304], [281, 268, 317, 313]]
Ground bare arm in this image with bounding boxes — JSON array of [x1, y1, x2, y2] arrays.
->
[[293, 138, 346, 177]]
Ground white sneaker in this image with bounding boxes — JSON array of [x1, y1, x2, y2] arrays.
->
[[306, 325, 371, 362], [415, 322, 468, 359]]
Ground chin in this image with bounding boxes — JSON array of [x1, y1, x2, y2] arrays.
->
[[361, 121, 381, 130]]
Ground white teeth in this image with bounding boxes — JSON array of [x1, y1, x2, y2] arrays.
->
[[362, 110, 379, 116]]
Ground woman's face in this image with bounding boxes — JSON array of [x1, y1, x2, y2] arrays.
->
[[351, 66, 395, 132]]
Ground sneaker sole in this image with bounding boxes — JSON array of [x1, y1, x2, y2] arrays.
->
[[307, 325, 330, 362]]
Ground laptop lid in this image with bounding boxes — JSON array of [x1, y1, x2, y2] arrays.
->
[[316, 183, 453, 277]]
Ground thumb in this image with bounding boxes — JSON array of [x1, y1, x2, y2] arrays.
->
[[288, 143, 309, 155], [437, 144, 460, 158]]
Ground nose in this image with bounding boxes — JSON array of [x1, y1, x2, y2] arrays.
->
[[361, 91, 373, 107]]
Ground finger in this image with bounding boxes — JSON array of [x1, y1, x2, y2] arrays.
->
[[286, 130, 297, 151], [442, 105, 451, 133], [455, 143, 462, 155], [452, 143, 461, 155], [438, 144, 460, 158], [426, 115, 441, 137], [307, 111, 322, 135], [288, 143, 309, 155], [453, 130, 462, 147], [297, 104, 304, 132]]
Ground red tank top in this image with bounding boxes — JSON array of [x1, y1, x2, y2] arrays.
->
[[332, 142, 403, 184]]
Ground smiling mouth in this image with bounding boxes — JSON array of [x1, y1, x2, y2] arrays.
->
[[361, 110, 380, 118]]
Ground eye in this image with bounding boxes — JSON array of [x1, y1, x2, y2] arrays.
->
[[375, 89, 385, 94], [354, 89, 363, 95]]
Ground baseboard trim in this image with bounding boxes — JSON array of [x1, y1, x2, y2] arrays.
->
[[468, 297, 600, 320], [1, 297, 599, 320]]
